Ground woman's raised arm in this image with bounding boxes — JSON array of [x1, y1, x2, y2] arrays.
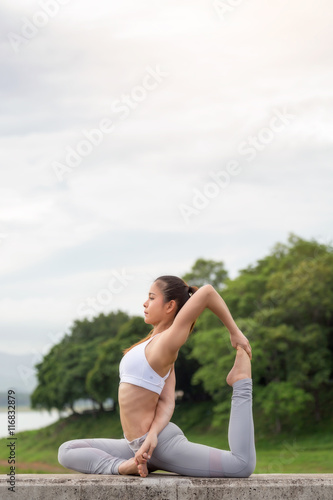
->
[[161, 284, 251, 359]]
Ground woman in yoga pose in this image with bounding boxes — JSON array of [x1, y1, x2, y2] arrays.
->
[[58, 276, 256, 477]]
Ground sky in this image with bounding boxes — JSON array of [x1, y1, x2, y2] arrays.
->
[[0, 0, 332, 373]]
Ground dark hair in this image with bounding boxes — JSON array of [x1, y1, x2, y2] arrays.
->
[[123, 275, 198, 354], [154, 275, 198, 320]]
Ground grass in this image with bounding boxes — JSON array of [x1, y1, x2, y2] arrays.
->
[[0, 402, 332, 474]]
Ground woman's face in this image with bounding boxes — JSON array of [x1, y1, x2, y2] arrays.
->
[[143, 281, 169, 325]]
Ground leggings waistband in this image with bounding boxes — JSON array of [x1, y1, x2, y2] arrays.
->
[[124, 432, 148, 453]]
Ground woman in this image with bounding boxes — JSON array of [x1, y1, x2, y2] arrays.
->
[[58, 275, 256, 477]]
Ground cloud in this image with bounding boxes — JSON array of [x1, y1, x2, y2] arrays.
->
[[0, 0, 332, 357]]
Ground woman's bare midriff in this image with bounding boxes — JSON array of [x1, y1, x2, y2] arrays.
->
[[119, 382, 159, 441]]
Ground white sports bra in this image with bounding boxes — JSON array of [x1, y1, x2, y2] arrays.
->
[[119, 334, 171, 395]]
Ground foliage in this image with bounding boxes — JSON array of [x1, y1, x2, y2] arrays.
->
[[31, 234, 333, 433], [190, 234, 333, 432], [31, 311, 130, 412], [182, 258, 228, 289], [174, 331, 211, 401], [256, 382, 313, 433]]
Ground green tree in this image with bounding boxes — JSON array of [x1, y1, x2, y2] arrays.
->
[[31, 235, 333, 432], [190, 235, 333, 432], [174, 332, 211, 402], [182, 258, 228, 289], [31, 311, 130, 412], [256, 381, 313, 433]]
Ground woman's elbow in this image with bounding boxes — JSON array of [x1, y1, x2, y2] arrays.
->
[[201, 284, 215, 298]]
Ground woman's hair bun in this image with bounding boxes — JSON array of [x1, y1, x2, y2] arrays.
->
[[188, 285, 199, 296]]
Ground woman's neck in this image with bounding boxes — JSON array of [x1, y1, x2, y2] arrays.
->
[[152, 319, 173, 335]]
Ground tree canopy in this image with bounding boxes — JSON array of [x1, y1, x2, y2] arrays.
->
[[31, 234, 333, 432], [190, 234, 333, 431], [182, 258, 228, 289]]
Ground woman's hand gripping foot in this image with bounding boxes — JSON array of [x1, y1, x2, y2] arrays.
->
[[134, 431, 158, 478], [118, 457, 148, 477], [135, 452, 149, 478]]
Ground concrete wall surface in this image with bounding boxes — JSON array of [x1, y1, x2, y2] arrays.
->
[[0, 473, 333, 500]]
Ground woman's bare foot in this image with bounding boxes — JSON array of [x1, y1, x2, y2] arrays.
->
[[118, 457, 148, 477], [137, 461, 149, 478], [137, 452, 149, 478], [226, 346, 251, 386]]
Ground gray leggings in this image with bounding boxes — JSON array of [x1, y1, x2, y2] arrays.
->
[[58, 378, 255, 477]]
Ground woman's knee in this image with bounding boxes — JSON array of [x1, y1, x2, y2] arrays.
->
[[238, 454, 256, 477], [58, 440, 75, 467]]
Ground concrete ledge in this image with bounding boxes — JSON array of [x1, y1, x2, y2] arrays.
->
[[1, 473, 333, 500]]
